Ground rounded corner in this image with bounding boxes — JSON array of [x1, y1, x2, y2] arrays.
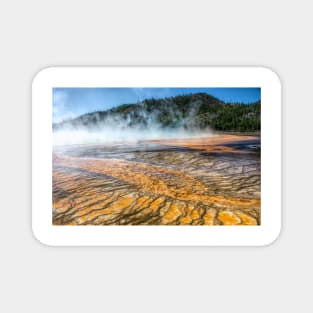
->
[[32, 67, 55, 88], [258, 66, 282, 88], [31, 224, 54, 247], [259, 224, 282, 247]]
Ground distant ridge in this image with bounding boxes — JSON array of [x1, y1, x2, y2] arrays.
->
[[53, 93, 260, 132]]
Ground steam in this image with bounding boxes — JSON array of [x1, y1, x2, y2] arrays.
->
[[53, 98, 214, 146], [53, 127, 213, 146]]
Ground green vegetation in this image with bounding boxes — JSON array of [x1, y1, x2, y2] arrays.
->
[[54, 93, 260, 132]]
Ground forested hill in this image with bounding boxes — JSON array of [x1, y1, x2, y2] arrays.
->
[[53, 93, 260, 132]]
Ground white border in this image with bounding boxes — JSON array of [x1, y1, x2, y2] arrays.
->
[[32, 67, 281, 246]]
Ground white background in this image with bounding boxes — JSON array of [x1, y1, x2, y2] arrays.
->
[[0, 0, 311, 312], [32, 67, 281, 246]]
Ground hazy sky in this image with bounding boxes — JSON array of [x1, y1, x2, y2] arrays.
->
[[53, 87, 261, 123]]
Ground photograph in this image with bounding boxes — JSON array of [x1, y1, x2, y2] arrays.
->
[[52, 87, 261, 226]]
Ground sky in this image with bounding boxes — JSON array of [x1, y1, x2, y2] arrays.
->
[[53, 87, 261, 123]]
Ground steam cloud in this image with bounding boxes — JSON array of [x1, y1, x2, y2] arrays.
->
[[53, 98, 214, 146]]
